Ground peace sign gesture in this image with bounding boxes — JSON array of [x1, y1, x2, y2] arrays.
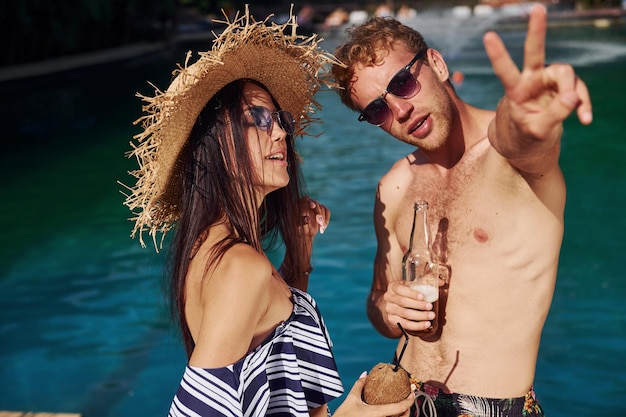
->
[[483, 5, 592, 167]]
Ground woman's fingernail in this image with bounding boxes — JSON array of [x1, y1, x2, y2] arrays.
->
[[317, 215, 326, 234], [359, 371, 367, 379]]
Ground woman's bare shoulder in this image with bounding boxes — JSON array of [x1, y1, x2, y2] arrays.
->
[[189, 244, 275, 367], [213, 243, 272, 286]]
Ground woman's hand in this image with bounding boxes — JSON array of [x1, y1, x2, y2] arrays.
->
[[280, 196, 331, 290], [299, 196, 330, 238], [332, 372, 415, 417]]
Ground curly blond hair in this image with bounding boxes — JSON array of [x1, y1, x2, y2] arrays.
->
[[331, 17, 429, 111]]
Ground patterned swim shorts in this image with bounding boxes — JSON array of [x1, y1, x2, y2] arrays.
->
[[411, 381, 545, 417]]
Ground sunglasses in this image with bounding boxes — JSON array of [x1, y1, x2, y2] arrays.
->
[[247, 105, 296, 136], [358, 51, 424, 126]]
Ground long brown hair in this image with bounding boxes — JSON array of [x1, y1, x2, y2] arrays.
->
[[168, 79, 309, 357]]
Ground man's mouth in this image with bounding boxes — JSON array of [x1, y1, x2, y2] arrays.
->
[[409, 115, 428, 135]]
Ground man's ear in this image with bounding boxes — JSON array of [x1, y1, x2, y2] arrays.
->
[[427, 49, 450, 83]]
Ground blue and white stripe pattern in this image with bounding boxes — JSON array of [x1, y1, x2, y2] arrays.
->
[[169, 288, 344, 416]]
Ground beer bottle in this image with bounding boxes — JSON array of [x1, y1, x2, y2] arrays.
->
[[402, 200, 439, 335]]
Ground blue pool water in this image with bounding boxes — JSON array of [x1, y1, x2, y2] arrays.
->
[[1, 16, 625, 417]]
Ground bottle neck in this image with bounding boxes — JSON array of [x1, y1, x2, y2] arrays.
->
[[408, 200, 429, 252]]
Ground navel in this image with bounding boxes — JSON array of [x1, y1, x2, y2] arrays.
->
[[473, 228, 489, 243]]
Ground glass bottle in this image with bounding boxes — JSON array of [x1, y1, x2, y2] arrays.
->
[[402, 200, 439, 336]]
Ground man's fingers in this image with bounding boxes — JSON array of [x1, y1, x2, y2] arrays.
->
[[484, 4, 549, 91], [575, 76, 593, 125], [545, 64, 593, 125], [483, 31, 520, 91], [523, 4, 547, 71]]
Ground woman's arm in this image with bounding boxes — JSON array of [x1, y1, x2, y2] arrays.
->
[[280, 197, 330, 291]]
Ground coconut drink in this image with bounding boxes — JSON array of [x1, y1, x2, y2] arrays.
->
[[362, 362, 412, 406], [362, 324, 413, 414]]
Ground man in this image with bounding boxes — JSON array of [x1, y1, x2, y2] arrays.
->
[[331, 4, 592, 416]]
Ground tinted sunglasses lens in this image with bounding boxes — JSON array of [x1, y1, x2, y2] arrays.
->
[[360, 98, 390, 126], [388, 69, 418, 98], [278, 110, 296, 135], [250, 106, 272, 130]]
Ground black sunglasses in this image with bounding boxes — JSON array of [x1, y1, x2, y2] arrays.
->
[[247, 105, 296, 136], [358, 51, 424, 126]]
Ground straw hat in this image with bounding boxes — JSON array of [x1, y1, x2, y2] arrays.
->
[[121, 6, 341, 249]]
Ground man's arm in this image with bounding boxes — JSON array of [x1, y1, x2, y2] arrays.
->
[[367, 175, 436, 338], [368, 189, 404, 338], [484, 4, 592, 177]]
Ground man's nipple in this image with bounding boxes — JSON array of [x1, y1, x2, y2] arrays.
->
[[473, 228, 489, 243]]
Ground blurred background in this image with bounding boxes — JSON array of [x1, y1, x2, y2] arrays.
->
[[2, 0, 625, 68], [1, 1, 625, 416]]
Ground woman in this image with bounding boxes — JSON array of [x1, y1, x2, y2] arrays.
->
[[122, 8, 414, 417]]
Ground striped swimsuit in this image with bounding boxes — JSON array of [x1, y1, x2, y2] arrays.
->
[[168, 287, 344, 416]]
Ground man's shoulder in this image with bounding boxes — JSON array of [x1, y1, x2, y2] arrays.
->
[[376, 150, 424, 216], [379, 149, 424, 189]]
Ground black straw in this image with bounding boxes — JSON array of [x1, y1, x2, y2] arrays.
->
[[394, 323, 409, 372]]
